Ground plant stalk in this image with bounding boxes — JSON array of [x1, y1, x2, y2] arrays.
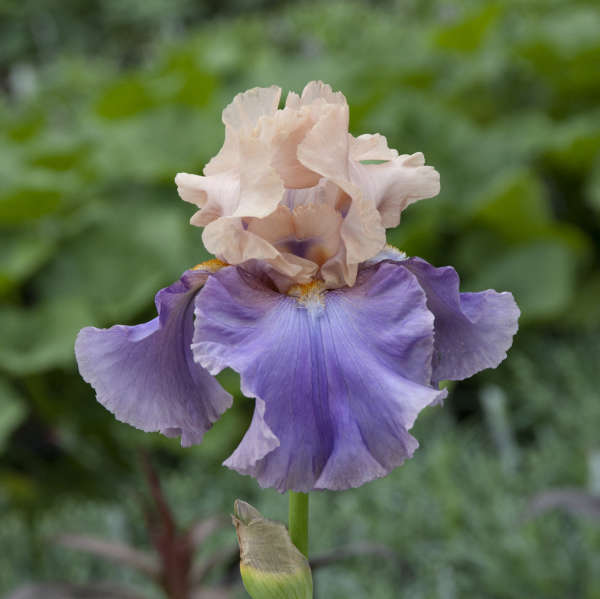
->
[[288, 492, 309, 558]]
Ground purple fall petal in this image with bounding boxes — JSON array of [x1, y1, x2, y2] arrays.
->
[[192, 263, 445, 492], [400, 257, 520, 383], [75, 269, 232, 446]]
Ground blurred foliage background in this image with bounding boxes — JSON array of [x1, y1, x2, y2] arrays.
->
[[1, 0, 600, 597]]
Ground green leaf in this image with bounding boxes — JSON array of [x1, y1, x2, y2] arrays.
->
[[5, 111, 46, 142], [95, 76, 155, 119], [468, 241, 577, 322], [0, 188, 63, 225], [562, 272, 600, 330], [0, 298, 95, 374], [29, 146, 87, 172], [545, 113, 600, 173], [34, 199, 208, 323], [0, 231, 57, 294], [584, 157, 600, 213], [158, 44, 218, 108], [0, 378, 27, 450], [472, 171, 552, 242], [435, 4, 503, 53]]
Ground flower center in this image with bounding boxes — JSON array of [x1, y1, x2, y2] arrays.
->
[[287, 280, 326, 309]]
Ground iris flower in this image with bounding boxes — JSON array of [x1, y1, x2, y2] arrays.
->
[[75, 82, 519, 493]]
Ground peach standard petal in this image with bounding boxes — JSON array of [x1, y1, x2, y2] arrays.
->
[[351, 153, 440, 228], [285, 80, 347, 109], [350, 133, 399, 162], [175, 172, 240, 226], [246, 190, 343, 269], [297, 103, 387, 283], [204, 86, 282, 176], [176, 81, 440, 289], [265, 108, 321, 189], [202, 216, 317, 288]]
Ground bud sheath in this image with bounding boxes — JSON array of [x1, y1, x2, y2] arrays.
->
[[233, 500, 313, 599]]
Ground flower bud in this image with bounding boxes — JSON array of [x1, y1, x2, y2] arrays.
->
[[232, 500, 313, 599]]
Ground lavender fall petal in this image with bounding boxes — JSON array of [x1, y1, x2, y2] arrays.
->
[[400, 257, 520, 383], [192, 262, 445, 492], [75, 269, 232, 446]]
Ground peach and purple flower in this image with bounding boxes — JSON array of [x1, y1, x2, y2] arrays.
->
[[75, 82, 519, 493]]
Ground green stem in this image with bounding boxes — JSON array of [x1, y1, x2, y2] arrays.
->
[[288, 491, 309, 557]]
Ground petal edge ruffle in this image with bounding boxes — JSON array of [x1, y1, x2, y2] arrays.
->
[[75, 269, 232, 446], [400, 257, 520, 383], [192, 263, 445, 492]]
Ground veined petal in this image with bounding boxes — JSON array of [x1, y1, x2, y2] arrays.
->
[[400, 257, 520, 383], [75, 269, 232, 446], [192, 262, 445, 492], [224, 397, 279, 476]]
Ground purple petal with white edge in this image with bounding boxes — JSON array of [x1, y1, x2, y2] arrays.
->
[[399, 257, 520, 383], [192, 263, 445, 492], [75, 269, 232, 446]]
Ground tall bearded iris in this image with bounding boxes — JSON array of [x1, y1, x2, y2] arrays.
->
[[75, 81, 519, 493]]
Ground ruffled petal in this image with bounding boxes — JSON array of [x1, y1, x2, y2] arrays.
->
[[175, 172, 240, 226], [75, 269, 232, 446], [234, 134, 285, 219], [352, 153, 440, 228], [320, 244, 358, 290], [179, 140, 284, 224], [202, 217, 317, 285], [224, 87, 285, 220], [349, 133, 399, 162], [204, 86, 281, 177], [192, 262, 445, 492], [265, 107, 321, 189], [400, 257, 520, 383], [223, 397, 280, 474], [297, 104, 386, 280], [202, 86, 285, 220], [296, 104, 352, 187], [203, 126, 239, 176], [285, 80, 347, 109], [222, 85, 282, 132], [176, 82, 441, 290], [245, 199, 343, 269]]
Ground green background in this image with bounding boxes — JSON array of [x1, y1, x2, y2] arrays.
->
[[1, 0, 599, 597]]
